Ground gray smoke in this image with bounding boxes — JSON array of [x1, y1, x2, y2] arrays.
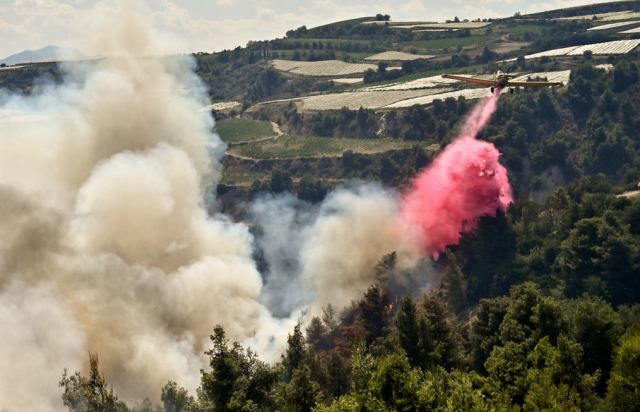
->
[[252, 185, 426, 318], [0, 3, 430, 411], [250, 194, 316, 317]]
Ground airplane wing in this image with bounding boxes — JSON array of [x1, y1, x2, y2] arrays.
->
[[507, 80, 563, 88], [442, 74, 496, 86]]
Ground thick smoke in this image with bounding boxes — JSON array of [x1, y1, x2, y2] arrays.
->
[[251, 186, 425, 318], [401, 92, 513, 256], [0, 4, 427, 411], [249, 195, 315, 317], [299, 185, 423, 312], [0, 3, 276, 410]]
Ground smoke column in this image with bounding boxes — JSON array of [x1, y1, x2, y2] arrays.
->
[[0, 3, 427, 410], [401, 92, 513, 256], [0, 3, 294, 410]]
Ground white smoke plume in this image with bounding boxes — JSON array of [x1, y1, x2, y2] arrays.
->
[[299, 184, 425, 313], [0, 2, 430, 411], [250, 194, 316, 317], [0, 2, 275, 409], [251, 185, 427, 317]]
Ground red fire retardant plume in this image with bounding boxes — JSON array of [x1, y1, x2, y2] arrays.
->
[[401, 92, 513, 257]]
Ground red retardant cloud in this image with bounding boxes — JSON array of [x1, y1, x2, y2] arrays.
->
[[401, 92, 512, 257]]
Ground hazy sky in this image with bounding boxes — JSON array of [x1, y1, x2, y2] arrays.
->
[[0, 0, 609, 58]]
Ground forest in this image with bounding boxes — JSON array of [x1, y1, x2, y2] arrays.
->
[[60, 62, 640, 412]]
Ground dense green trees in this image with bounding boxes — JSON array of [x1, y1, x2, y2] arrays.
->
[[59, 354, 128, 412], [607, 328, 640, 411], [61, 276, 640, 411]]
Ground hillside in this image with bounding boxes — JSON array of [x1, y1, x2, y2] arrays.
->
[[2, 2, 640, 411], [0, 45, 84, 66]]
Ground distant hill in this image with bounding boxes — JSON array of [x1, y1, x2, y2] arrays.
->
[[0, 46, 84, 66]]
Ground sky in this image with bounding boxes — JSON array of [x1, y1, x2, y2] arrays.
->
[[0, 0, 615, 58]]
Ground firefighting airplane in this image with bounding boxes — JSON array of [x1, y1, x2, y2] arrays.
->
[[442, 70, 564, 94]]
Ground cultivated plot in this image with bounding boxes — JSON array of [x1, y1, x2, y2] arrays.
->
[[385, 69, 572, 108], [384, 88, 492, 108], [360, 74, 461, 91], [271, 59, 378, 76], [568, 39, 640, 55], [555, 10, 640, 21], [620, 26, 640, 34], [510, 70, 571, 84], [365, 51, 434, 61], [215, 118, 275, 143], [362, 21, 491, 30], [331, 78, 363, 84], [199, 101, 241, 112], [299, 88, 451, 110], [228, 134, 427, 159], [506, 39, 640, 60], [587, 21, 640, 31]]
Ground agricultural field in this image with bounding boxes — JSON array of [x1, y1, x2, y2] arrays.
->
[[200, 101, 241, 112], [568, 39, 640, 55], [215, 118, 275, 143], [396, 22, 492, 30], [0, 65, 25, 71], [489, 41, 530, 54], [219, 166, 269, 187], [227, 134, 429, 159], [498, 24, 545, 35], [299, 88, 450, 110], [413, 29, 460, 32], [620, 26, 640, 34], [271, 59, 378, 76], [384, 88, 491, 108], [362, 21, 491, 30], [514, 46, 581, 60], [275, 37, 376, 47], [384, 69, 572, 109], [401, 33, 502, 53], [510, 39, 640, 60], [331, 78, 363, 84], [360, 74, 460, 91], [555, 10, 640, 21], [365, 51, 434, 61], [361, 20, 436, 26], [510, 70, 572, 84], [587, 21, 640, 31]]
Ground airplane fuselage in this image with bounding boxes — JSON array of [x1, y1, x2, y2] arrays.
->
[[493, 71, 511, 88]]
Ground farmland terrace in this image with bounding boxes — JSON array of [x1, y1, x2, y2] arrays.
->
[[3, 1, 640, 210]]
